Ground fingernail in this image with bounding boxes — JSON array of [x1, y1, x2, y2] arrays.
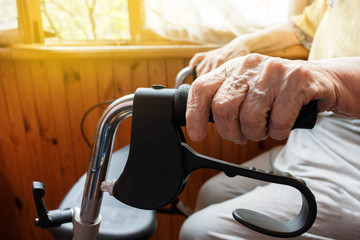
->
[[233, 138, 247, 144], [187, 127, 198, 141], [225, 136, 247, 144], [187, 127, 205, 142]]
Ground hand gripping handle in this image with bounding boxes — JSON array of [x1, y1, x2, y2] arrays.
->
[[174, 83, 319, 130], [174, 65, 319, 129]]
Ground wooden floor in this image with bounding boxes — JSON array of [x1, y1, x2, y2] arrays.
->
[[0, 45, 305, 239]]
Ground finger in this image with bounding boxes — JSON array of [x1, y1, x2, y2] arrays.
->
[[198, 62, 213, 76], [239, 57, 283, 140], [213, 59, 226, 69], [195, 61, 208, 77], [186, 67, 227, 142], [267, 62, 321, 139], [212, 74, 248, 143], [268, 94, 304, 140], [267, 66, 309, 139], [211, 54, 267, 142], [197, 60, 223, 77], [196, 57, 218, 76], [239, 93, 272, 141], [189, 53, 206, 70]]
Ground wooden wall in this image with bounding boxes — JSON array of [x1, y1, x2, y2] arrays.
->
[[0, 45, 305, 240]]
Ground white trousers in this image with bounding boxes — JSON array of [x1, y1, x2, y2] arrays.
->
[[180, 113, 360, 240]]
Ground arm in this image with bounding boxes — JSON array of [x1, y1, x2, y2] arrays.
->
[[190, 23, 302, 76], [317, 57, 360, 118], [186, 55, 360, 143]]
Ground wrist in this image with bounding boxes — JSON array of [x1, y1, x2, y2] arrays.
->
[[314, 58, 360, 117], [221, 36, 251, 59], [238, 24, 300, 53], [232, 35, 253, 52]]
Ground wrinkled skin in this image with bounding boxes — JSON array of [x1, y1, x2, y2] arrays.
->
[[189, 37, 250, 76], [186, 54, 360, 143]]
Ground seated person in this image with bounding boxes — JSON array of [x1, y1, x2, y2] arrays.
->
[[180, 1, 360, 239]]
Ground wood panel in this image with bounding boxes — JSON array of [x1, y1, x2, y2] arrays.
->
[[0, 55, 284, 240], [0, 59, 39, 239], [112, 60, 133, 149]]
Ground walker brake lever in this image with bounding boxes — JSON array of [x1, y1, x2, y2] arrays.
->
[[181, 143, 317, 238], [112, 78, 318, 238], [32, 181, 73, 229]]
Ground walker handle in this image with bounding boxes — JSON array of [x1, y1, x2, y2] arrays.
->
[[113, 85, 318, 238]]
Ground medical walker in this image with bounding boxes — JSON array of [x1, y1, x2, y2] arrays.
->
[[33, 67, 319, 239]]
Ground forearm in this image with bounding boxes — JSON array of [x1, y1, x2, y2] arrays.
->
[[190, 23, 304, 75], [240, 23, 302, 53], [316, 57, 360, 118]]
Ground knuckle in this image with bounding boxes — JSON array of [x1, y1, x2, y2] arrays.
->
[[192, 76, 207, 88], [243, 53, 265, 65], [212, 97, 233, 120], [239, 106, 268, 141], [286, 63, 309, 86], [186, 104, 198, 115], [258, 58, 286, 86], [194, 52, 205, 58], [285, 65, 316, 101], [239, 106, 265, 128], [245, 53, 261, 60], [264, 57, 284, 72]]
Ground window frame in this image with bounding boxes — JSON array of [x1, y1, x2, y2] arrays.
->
[[128, 0, 174, 43], [16, 0, 44, 43]]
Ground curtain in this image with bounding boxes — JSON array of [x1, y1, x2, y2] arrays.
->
[[143, 0, 297, 44]]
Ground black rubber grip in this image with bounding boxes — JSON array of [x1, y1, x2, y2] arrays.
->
[[174, 84, 319, 129]]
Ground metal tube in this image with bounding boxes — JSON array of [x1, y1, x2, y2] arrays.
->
[[79, 94, 134, 224]]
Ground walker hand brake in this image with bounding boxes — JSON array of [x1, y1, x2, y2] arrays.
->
[[112, 84, 318, 238], [32, 181, 73, 229]]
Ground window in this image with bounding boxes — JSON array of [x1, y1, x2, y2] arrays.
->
[[0, 0, 20, 45], [41, 0, 130, 42], [141, 0, 291, 44], [0, 0, 309, 45], [0, 0, 18, 29]]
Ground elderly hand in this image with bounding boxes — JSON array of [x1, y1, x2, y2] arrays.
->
[[189, 37, 250, 76], [188, 24, 303, 77], [185, 54, 349, 143]]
